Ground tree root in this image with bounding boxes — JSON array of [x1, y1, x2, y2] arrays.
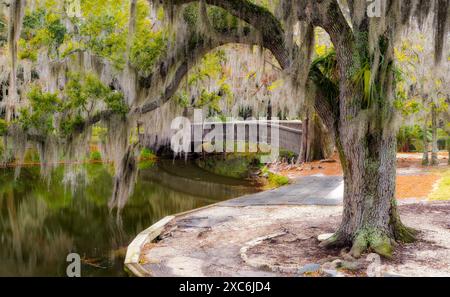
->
[[393, 222, 418, 244], [320, 229, 394, 258], [319, 231, 349, 249], [350, 228, 394, 259], [320, 223, 418, 259]]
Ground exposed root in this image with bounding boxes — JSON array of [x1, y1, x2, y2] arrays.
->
[[319, 231, 349, 249], [349, 228, 394, 259], [391, 207, 418, 243], [320, 225, 415, 259], [321, 207, 419, 258], [393, 222, 418, 244]]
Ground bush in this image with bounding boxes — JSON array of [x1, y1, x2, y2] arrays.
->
[[261, 166, 290, 188], [24, 148, 40, 163], [90, 151, 102, 161], [279, 149, 297, 162], [268, 172, 290, 187], [140, 148, 155, 160], [138, 148, 156, 170]]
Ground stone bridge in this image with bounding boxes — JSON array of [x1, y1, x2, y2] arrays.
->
[[140, 120, 302, 155]]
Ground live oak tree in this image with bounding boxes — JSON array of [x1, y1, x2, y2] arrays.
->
[[153, 0, 449, 257]]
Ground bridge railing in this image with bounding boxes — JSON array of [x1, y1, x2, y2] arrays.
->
[[139, 120, 303, 155]]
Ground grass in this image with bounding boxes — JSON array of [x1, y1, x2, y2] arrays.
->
[[429, 169, 450, 200], [262, 166, 290, 189]]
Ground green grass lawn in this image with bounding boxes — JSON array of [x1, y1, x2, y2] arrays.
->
[[429, 169, 450, 200]]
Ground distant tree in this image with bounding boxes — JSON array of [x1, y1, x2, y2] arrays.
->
[[394, 29, 449, 165]]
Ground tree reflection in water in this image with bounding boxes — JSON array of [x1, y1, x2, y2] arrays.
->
[[0, 161, 257, 276]]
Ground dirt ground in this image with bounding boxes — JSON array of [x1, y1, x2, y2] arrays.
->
[[243, 202, 450, 277], [135, 152, 450, 277], [141, 201, 450, 277], [395, 175, 441, 199], [271, 152, 449, 199]]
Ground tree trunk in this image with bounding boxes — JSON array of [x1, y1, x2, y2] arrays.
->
[[447, 135, 450, 165], [321, 128, 416, 258], [448, 140, 450, 165], [297, 114, 333, 163], [422, 118, 429, 166], [297, 117, 310, 163], [431, 105, 439, 166]]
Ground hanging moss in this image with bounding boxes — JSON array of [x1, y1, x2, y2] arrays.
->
[[0, 12, 6, 46], [1, 0, 448, 223]]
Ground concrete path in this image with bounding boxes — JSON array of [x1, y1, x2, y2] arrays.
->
[[219, 175, 343, 207]]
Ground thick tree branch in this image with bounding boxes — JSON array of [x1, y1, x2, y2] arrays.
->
[[135, 29, 260, 114], [165, 0, 292, 69], [8, 0, 345, 142], [313, 85, 339, 139]]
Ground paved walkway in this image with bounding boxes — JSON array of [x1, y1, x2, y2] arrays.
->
[[220, 176, 343, 207]]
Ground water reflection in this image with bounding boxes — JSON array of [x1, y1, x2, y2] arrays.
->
[[0, 161, 258, 276]]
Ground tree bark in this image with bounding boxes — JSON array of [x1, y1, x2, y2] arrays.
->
[[298, 117, 309, 163], [422, 117, 429, 165], [431, 105, 439, 166], [321, 124, 417, 258], [448, 136, 450, 165], [297, 114, 334, 163]]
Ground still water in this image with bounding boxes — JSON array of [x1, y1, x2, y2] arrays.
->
[[0, 160, 259, 276]]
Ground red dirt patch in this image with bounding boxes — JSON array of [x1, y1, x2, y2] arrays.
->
[[272, 153, 343, 177], [273, 152, 448, 200], [396, 175, 440, 199]]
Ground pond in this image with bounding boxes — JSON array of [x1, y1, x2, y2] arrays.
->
[[0, 160, 259, 276]]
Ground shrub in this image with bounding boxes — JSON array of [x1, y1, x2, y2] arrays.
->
[[90, 151, 102, 161], [140, 148, 155, 160], [268, 172, 290, 187]]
